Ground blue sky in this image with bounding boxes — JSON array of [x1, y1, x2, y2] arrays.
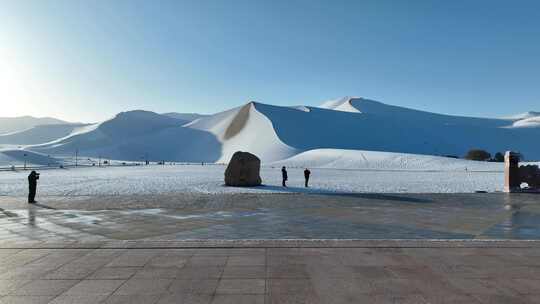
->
[[1, 0, 539, 122]]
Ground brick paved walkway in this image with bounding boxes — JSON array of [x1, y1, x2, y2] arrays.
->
[[1, 241, 540, 304]]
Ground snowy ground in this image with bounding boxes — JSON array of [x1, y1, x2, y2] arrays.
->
[[0, 164, 506, 196]]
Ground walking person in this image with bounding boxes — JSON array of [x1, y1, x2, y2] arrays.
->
[[304, 168, 311, 187], [28, 171, 40, 204], [281, 166, 288, 187]]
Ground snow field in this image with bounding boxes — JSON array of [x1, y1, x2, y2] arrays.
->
[[0, 164, 504, 196]]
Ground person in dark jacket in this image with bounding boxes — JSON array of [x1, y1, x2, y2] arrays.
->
[[281, 166, 288, 187], [28, 171, 39, 203], [304, 168, 311, 187]]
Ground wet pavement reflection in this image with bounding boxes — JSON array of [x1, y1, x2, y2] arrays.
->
[[0, 193, 539, 242]]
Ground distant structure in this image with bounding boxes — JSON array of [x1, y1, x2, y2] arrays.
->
[[224, 151, 262, 187], [504, 151, 521, 193]]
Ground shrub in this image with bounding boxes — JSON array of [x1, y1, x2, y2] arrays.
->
[[493, 152, 504, 162], [465, 149, 491, 161]]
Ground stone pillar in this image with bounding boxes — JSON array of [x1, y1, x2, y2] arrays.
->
[[504, 151, 521, 193]]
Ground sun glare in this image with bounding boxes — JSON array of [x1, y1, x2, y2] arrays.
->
[[0, 49, 33, 117]]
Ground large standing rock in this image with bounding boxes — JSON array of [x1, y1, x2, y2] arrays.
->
[[225, 151, 262, 187]]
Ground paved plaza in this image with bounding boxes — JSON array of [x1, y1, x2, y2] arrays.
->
[[1, 242, 540, 303], [0, 193, 539, 303]]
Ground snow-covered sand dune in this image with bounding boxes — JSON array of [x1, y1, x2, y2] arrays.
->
[[29, 111, 221, 162], [187, 102, 297, 162], [0, 123, 90, 145], [0, 149, 60, 167], [0, 116, 68, 135], [255, 99, 540, 160], [1, 97, 538, 164]]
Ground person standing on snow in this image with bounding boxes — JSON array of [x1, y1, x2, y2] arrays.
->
[[304, 168, 311, 187], [281, 166, 288, 187], [28, 171, 39, 204]]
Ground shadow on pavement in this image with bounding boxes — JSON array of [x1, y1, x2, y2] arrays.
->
[[249, 185, 433, 203], [33, 203, 56, 210], [0, 207, 18, 217]]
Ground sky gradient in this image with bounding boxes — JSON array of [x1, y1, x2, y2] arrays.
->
[[1, 0, 539, 122]]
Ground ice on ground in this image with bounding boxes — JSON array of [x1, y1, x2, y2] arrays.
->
[[0, 164, 504, 196]]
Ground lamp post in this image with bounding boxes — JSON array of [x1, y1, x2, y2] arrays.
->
[[75, 149, 79, 167], [23, 153, 27, 170]]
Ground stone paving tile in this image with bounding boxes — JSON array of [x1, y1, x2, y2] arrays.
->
[[265, 292, 321, 304], [0, 267, 55, 281], [42, 265, 102, 280], [503, 279, 540, 295], [86, 267, 138, 280], [9, 280, 78, 296], [0, 295, 56, 304], [0, 281, 33, 296], [62, 279, 124, 295], [176, 267, 223, 279], [226, 256, 265, 266], [316, 292, 373, 304], [101, 295, 161, 304], [0, 251, 53, 272], [502, 266, 540, 279], [524, 295, 540, 303], [133, 267, 179, 279], [311, 276, 372, 295], [307, 264, 354, 279], [472, 294, 534, 304], [167, 279, 219, 294], [146, 256, 189, 268], [192, 249, 232, 256], [386, 265, 445, 281], [0, 249, 24, 256], [48, 294, 109, 304], [427, 262, 488, 279], [370, 293, 430, 304], [350, 266, 396, 280], [188, 256, 228, 267], [447, 278, 519, 296], [266, 255, 307, 266], [267, 265, 309, 278], [211, 294, 264, 304], [368, 278, 422, 295], [267, 279, 314, 294], [103, 295, 161, 304], [113, 278, 172, 295], [155, 293, 212, 304], [1, 243, 540, 303], [337, 250, 393, 266], [215, 279, 265, 295], [421, 293, 483, 304], [106, 252, 155, 267], [408, 278, 466, 299], [222, 266, 266, 279]]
